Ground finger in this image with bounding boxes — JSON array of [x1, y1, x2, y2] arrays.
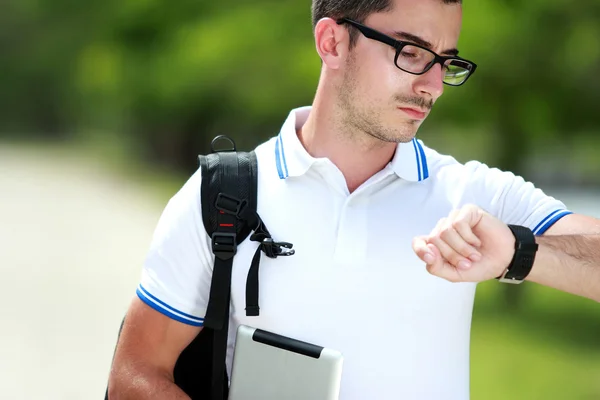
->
[[457, 204, 486, 232], [439, 225, 482, 262], [427, 233, 474, 270], [452, 219, 482, 249], [424, 243, 463, 282], [427, 214, 479, 267], [412, 236, 436, 265], [429, 217, 447, 238], [448, 208, 461, 221], [453, 205, 484, 247]]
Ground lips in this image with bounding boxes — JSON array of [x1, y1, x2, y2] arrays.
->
[[398, 107, 427, 120]]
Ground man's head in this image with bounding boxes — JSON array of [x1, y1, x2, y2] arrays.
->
[[311, 0, 467, 144]]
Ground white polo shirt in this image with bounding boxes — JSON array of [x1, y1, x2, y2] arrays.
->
[[138, 106, 571, 399]]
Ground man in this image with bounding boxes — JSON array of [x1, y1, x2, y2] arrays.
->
[[107, 0, 600, 398]]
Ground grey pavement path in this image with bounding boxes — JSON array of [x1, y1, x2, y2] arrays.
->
[[0, 143, 166, 400]]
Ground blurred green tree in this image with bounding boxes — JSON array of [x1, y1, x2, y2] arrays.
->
[[2, 0, 599, 179]]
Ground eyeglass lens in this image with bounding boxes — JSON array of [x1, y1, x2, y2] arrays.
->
[[395, 45, 473, 85]]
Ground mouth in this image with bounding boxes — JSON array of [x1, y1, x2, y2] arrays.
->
[[397, 107, 428, 120]]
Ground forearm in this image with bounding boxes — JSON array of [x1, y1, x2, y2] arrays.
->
[[526, 234, 600, 302], [108, 364, 191, 400]]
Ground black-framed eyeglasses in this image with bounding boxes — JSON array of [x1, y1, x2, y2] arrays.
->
[[337, 18, 477, 86]]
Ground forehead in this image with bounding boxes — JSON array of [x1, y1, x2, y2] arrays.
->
[[365, 0, 463, 48]]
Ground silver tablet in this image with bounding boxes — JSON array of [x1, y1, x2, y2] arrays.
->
[[228, 325, 344, 400]]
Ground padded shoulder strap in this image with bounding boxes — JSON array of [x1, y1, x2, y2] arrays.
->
[[197, 148, 258, 400], [198, 150, 258, 243]]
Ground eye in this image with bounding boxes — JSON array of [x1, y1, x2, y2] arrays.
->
[[399, 48, 418, 58]]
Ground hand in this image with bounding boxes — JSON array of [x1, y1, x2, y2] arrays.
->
[[412, 204, 516, 283]]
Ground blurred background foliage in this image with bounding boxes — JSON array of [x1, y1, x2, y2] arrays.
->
[[1, 0, 599, 398], [2, 0, 600, 178]]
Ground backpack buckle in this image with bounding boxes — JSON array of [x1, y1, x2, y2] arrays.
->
[[212, 232, 237, 260], [215, 193, 247, 218], [261, 238, 295, 258]]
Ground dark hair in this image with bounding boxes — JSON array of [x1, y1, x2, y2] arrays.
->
[[311, 0, 462, 47]]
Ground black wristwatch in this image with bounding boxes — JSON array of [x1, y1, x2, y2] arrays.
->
[[497, 225, 539, 284]]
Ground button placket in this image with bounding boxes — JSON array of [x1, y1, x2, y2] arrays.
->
[[334, 195, 368, 264]]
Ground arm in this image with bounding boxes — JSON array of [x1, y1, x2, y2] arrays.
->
[[526, 213, 600, 302], [107, 297, 201, 399], [412, 206, 600, 303], [106, 167, 211, 397]]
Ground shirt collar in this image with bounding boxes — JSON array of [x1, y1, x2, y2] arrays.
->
[[274, 106, 430, 182], [390, 135, 430, 182]]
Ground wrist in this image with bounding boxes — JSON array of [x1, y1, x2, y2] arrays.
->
[[523, 236, 558, 284]]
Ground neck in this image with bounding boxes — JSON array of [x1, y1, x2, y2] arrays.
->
[[298, 92, 397, 193]]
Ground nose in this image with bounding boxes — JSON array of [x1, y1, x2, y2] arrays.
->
[[412, 62, 444, 101]]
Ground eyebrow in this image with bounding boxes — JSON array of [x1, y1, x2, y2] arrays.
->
[[392, 31, 460, 56]]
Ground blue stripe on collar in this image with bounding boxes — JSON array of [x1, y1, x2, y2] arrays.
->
[[275, 135, 284, 179], [275, 133, 289, 179], [279, 134, 289, 178], [415, 139, 429, 180], [275, 130, 430, 182], [412, 139, 423, 181]]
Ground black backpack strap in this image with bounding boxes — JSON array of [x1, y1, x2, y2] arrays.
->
[[199, 137, 258, 400], [245, 216, 294, 316], [199, 135, 295, 400]]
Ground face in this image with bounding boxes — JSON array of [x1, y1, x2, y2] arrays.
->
[[336, 0, 463, 144]]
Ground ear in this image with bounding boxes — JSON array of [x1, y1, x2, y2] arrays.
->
[[314, 18, 349, 70]]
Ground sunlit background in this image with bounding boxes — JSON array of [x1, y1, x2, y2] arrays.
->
[[1, 1, 599, 399]]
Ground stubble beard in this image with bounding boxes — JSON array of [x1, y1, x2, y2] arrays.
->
[[338, 59, 421, 145], [336, 56, 431, 145]]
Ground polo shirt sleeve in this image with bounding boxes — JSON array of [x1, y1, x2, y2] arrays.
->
[[460, 161, 572, 235], [136, 167, 213, 327]]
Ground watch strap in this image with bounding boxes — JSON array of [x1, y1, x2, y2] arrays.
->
[[497, 225, 538, 284]]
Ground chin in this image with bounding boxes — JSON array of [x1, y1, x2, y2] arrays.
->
[[395, 132, 418, 144], [379, 129, 416, 144], [386, 120, 420, 143]]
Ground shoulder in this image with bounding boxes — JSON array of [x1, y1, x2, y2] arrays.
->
[[252, 135, 281, 179], [420, 141, 521, 185], [420, 142, 492, 183], [419, 141, 528, 207], [254, 135, 278, 160], [147, 166, 206, 254], [157, 167, 203, 218], [418, 141, 570, 229]]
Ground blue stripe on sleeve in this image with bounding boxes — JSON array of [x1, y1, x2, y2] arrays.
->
[[532, 209, 561, 233], [534, 210, 573, 235], [137, 285, 204, 326]]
